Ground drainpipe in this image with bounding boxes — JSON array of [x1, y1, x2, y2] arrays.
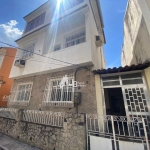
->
[[74, 66, 90, 113]]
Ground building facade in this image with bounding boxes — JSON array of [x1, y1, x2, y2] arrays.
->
[[8, 0, 105, 114], [0, 1, 106, 150], [0, 47, 16, 107], [121, 0, 150, 66]]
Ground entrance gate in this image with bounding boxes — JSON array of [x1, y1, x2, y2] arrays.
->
[[86, 114, 150, 150], [87, 72, 150, 150]]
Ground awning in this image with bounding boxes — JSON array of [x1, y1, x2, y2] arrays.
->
[[93, 62, 150, 75]]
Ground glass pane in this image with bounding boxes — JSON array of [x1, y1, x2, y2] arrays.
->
[[121, 73, 142, 79], [102, 75, 119, 81], [103, 81, 120, 86], [122, 79, 143, 85]]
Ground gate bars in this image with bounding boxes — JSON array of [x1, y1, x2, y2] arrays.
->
[[86, 114, 150, 150]]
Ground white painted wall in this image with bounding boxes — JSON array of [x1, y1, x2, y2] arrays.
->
[[10, 0, 105, 78]]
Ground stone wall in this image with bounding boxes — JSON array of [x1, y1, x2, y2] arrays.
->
[[8, 68, 98, 114], [0, 111, 86, 150]]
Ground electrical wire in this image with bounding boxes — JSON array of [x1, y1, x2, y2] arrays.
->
[[0, 41, 80, 66], [0, 53, 68, 67]]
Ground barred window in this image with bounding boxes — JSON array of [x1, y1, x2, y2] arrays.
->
[[43, 76, 74, 107], [15, 83, 33, 101], [22, 43, 35, 58], [25, 12, 46, 33], [65, 28, 86, 48]]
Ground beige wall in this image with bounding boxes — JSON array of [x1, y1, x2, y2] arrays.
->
[[144, 67, 150, 94], [146, 0, 150, 11], [121, 0, 150, 66], [8, 68, 98, 114], [95, 75, 105, 115]]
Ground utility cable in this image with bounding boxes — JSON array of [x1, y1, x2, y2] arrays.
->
[[0, 53, 68, 67], [0, 41, 80, 66]]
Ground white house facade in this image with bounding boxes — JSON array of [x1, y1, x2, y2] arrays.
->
[[10, 0, 105, 79]]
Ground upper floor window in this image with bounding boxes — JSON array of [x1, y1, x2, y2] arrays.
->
[[0, 52, 5, 68], [65, 28, 86, 48], [22, 43, 35, 58], [60, 0, 84, 13], [24, 12, 46, 33]]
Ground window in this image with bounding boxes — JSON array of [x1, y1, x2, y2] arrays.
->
[[54, 44, 61, 51], [102, 72, 144, 87], [65, 28, 85, 48], [0, 52, 5, 68], [24, 12, 46, 33], [15, 83, 33, 102], [60, 0, 84, 14], [22, 43, 35, 58], [43, 76, 74, 107]]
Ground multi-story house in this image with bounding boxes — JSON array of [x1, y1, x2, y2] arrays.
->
[[0, 47, 16, 107], [0, 1, 106, 150], [0, 1, 150, 150], [8, 0, 105, 113], [121, 0, 150, 66]]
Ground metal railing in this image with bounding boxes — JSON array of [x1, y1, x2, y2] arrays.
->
[[0, 108, 18, 120], [22, 110, 65, 127], [86, 114, 150, 150]]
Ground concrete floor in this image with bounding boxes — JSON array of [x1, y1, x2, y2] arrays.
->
[[0, 133, 40, 150]]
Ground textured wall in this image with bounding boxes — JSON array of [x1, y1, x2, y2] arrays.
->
[[0, 112, 86, 150], [8, 68, 98, 114]]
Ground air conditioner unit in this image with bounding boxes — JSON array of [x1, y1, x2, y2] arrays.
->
[[95, 35, 102, 47], [14, 59, 26, 68]]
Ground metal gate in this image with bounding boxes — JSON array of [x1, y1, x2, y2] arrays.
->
[[122, 85, 150, 139], [86, 114, 150, 150]]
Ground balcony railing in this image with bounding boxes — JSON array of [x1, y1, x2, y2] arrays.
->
[[22, 110, 65, 127], [0, 108, 18, 120]]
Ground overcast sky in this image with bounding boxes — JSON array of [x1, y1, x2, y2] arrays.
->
[[0, 0, 128, 68]]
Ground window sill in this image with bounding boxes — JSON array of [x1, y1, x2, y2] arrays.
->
[[9, 101, 29, 106], [42, 101, 74, 108]]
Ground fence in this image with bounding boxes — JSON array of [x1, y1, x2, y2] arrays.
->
[[86, 114, 150, 150], [22, 110, 65, 127], [0, 108, 18, 120]]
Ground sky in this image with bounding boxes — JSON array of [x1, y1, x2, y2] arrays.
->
[[0, 0, 128, 68]]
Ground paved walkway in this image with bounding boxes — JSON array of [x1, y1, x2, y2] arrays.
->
[[0, 133, 40, 150]]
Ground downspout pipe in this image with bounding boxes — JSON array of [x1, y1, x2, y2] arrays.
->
[[74, 66, 90, 113]]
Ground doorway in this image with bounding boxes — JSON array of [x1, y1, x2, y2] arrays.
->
[[104, 88, 126, 116]]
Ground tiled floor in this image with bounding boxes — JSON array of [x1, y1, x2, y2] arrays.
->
[[0, 133, 40, 150]]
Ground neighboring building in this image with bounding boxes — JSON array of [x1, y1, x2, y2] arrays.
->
[[0, 47, 16, 107], [8, 0, 106, 114], [121, 0, 150, 66]]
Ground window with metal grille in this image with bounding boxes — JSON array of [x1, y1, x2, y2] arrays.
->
[[22, 43, 35, 58], [49, 79, 73, 102], [43, 76, 74, 107], [24, 12, 46, 33], [65, 28, 86, 48], [15, 83, 33, 102]]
